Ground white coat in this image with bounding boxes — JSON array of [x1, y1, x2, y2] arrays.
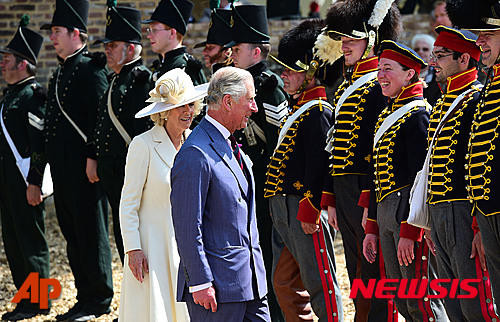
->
[[118, 124, 189, 322]]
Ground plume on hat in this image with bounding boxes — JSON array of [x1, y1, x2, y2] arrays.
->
[[20, 14, 30, 27], [321, 0, 402, 64]]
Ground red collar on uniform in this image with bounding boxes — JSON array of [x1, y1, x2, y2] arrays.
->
[[394, 81, 424, 103], [493, 63, 500, 80], [446, 68, 478, 93], [297, 86, 327, 105], [352, 56, 379, 79]]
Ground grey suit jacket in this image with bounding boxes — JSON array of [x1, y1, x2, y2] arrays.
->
[[171, 117, 267, 303]]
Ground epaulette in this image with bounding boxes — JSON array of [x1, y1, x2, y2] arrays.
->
[[132, 66, 151, 85], [259, 72, 278, 92], [186, 54, 204, 71], [32, 84, 47, 100], [85, 51, 107, 68]]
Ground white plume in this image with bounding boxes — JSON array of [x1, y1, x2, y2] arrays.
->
[[368, 0, 395, 28], [314, 33, 343, 65]]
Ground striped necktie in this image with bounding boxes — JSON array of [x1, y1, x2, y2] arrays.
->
[[229, 134, 244, 170]]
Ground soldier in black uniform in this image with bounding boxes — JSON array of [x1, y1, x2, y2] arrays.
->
[[424, 25, 498, 321], [363, 41, 447, 321], [264, 19, 344, 322], [0, 16, 50, 322], [194, 9, 233, 74], [446, 0, 500, 304], [226, 5, 288, 321], [320, 1, 402, 320], [93, 2, 153, 265], [143, 0, 206, 85], [40, 0, 113, 320]]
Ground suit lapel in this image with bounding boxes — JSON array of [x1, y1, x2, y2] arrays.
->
[[152, 125, 177, 168], [200, 119, 249, 195]]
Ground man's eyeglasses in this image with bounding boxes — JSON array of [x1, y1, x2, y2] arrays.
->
[[429, 52, 454, 62], [147, 28, 168, 35]]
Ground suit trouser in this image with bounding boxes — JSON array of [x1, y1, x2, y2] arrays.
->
[[49, 143, 113, 313], [476, 209, 500, 309], [377, 187, 447, 322], [0, 156, 50, 310], [430, 202, 498, 321], [97, 156, 125, 264], [270, 194, 344, 322], [254, 166, 284, 322], [333, 175, 395, 321]]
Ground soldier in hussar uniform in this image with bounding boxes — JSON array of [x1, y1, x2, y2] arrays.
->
[[194, 8, 233, 74], [93, 2, 153, 265], [320, 0, 402, 320], [363, 40, 448, 321], [0, 15, 50, 322], [143, 0, 206, 85], [423, 25, 499, 321], [446, 0, 500, 303], [225, 5, 288, 320], [40, 0, 113, 320], [264, 19, 344, 321]]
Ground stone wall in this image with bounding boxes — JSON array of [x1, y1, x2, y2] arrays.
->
[[0, 0, 434, 89]]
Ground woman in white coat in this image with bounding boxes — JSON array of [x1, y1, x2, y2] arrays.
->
[[118, 68, 208, 322]]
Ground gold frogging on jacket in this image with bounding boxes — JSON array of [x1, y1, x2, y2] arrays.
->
[[372, 104, 421, 202], [466, 78, 500, 203], [328, 77, 378, 173]]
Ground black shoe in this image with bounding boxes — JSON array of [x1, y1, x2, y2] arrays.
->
[[2, 307, 49, 321], [55, 302, 84, 321], [68, 308, 111, 322]]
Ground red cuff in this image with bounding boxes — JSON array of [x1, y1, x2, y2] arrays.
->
[[472, 216, 480, 232], [358, 190, 370, 208], [365, 219, 379, 235], [320, 192, 336, 210], [400, 222, 424, 242], [297, 197, 320, 224]]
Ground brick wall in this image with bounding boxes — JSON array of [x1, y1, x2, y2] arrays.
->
[[0, 0, 433, 90]]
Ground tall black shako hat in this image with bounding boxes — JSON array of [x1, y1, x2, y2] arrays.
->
[[320, 0, 402, 64], [379, 40, 427, 74], [142, 0, 194, 36], [270, 19, 340, 88], [1, 15, 43, 65], [40, 0, 89, 32], [447, 0, 500, 31], [225, 5, 270, 48], [194, 9, 231, 49], [94, 0, 142, 45]]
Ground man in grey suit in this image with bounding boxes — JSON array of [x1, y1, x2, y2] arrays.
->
[[171, 67, 270, 321]]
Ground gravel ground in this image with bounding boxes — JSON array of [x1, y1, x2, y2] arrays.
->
[[0, 196, 358, 321]]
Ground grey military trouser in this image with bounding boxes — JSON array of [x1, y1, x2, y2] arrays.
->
[[270, 194, 344, 321], [430, 201, 498, 321], [377, 187, 448, 322], [476, 208, 500, 317]]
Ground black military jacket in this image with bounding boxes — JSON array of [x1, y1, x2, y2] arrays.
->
[[467, 64, 500, 216], [150, 47, 206, 85], [264, 86, 333, 223], [427, 69, 481, 204], [95, 58, 153, 159], [44, 46, 109, 160], [366, 82, 429, 240], [322, 57, 387, 209], [0, 77, 46, 186], [234, 60, 288, 171]]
